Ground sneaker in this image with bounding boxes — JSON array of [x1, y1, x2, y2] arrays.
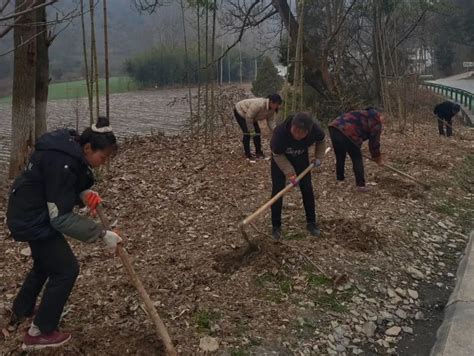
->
[[255, 152, 266, 160], [272, 226, 282, 241], [356, 186, 370, 193], [22, 330, 72, 350], [306, 223, 321, 237], [245, 153, 256, 161]]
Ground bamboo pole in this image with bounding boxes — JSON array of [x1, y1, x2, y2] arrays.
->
[[180, 0, 194, 136], [210, 0, 217, 144], [196, 2, 201, 130], [89, 0, 99, 118], [103, 0, 110, 119], [96, 206, 177, 356], [283, 0, 291, 119], [80, 0, 93, 124], [204, 2, 209, 142]]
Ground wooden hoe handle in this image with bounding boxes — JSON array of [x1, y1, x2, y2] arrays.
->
[[362, 154, 430, 190], [96, 206, 177, 356], [242, 147, 332, 227]]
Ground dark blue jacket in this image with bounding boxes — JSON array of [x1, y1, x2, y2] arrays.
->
[[434, 101, 458, 120]]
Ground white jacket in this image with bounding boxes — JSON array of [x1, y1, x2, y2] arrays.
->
[[235, 98, 276, 130]]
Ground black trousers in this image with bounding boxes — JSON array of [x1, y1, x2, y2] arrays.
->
[[271, 154, 316, 227], [329, 127, 365, 187], [12, 234, 79, 333], [234, 109, 262, 156], [437, 116, 453, 136]]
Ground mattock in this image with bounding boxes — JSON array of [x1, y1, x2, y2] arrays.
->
[[96, 205, 177, 356], [239, 147, 332, 247]]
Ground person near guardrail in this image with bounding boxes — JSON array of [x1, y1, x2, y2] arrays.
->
[[234, 94, 283, 161], [434, 101, 460, 137]]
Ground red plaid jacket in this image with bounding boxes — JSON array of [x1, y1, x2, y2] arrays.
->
[[329, 110, 382, 158]]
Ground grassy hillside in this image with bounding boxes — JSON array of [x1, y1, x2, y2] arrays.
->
[[0, 77, 138, 104]]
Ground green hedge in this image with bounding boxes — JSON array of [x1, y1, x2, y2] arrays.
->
[[124, 45, 261, 87]]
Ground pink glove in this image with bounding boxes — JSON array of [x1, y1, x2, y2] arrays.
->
[[288, 175, 298, 186]]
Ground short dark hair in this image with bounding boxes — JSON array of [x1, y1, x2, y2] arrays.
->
[[365, 106, 383, 113], [291, 112, 313, 132], [267, 94, 283, 105], [79, 116, 117, 151], [453, 104, 461, 113]]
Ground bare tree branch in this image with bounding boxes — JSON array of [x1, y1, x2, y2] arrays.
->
[[325, 0, 358, 47], [0, 0, 12, 14], [0, 0, 57, 22], [210, 3, 277, 68], [395, 8, 428, 49]]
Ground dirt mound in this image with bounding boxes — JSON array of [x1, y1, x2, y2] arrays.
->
[[322, 219, 384, 253], [375, 175, 425, 199], [213, 239, 294, 274]]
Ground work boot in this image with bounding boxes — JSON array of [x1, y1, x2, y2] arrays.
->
[[22, 330, 72, 350], [272, 226, 282, 241], [306, 223, 321, 237]]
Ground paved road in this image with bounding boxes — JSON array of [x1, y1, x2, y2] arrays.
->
[[0, 88, 191, 175], [432, 231, 474, 356], [429, 71, 474, 93]]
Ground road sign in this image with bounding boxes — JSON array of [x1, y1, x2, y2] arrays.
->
[[463, 62, 474, 68]]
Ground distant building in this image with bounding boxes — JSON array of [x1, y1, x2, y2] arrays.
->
[[407, 48, 433, 74]]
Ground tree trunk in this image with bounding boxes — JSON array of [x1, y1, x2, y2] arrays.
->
[[271, 0, 332, 99], [35, 0, 48, 140], [9, 0, 37, 178]]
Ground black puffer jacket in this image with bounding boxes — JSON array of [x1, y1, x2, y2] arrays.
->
[[7, 129, 101, 242], [434, 101, 458, 120]]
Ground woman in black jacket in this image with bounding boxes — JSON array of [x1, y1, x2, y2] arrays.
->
[[7, 116, 122, 350]]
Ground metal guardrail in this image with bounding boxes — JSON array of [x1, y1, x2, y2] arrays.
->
[[422, 82, 473, 126]]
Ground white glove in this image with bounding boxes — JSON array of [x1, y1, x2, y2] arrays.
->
[[313, 159, 322, 168], [102, 230, 122, 254]]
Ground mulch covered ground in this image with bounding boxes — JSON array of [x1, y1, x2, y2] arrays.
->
[[0, 107, 473, 355]]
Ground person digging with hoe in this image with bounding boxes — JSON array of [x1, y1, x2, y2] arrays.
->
[[433, 101, 460, 137], [270, 112, 326, 240], [329, 107, 384, 192], [234, 94, 283, 160], [6, 116, 122, 350]]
